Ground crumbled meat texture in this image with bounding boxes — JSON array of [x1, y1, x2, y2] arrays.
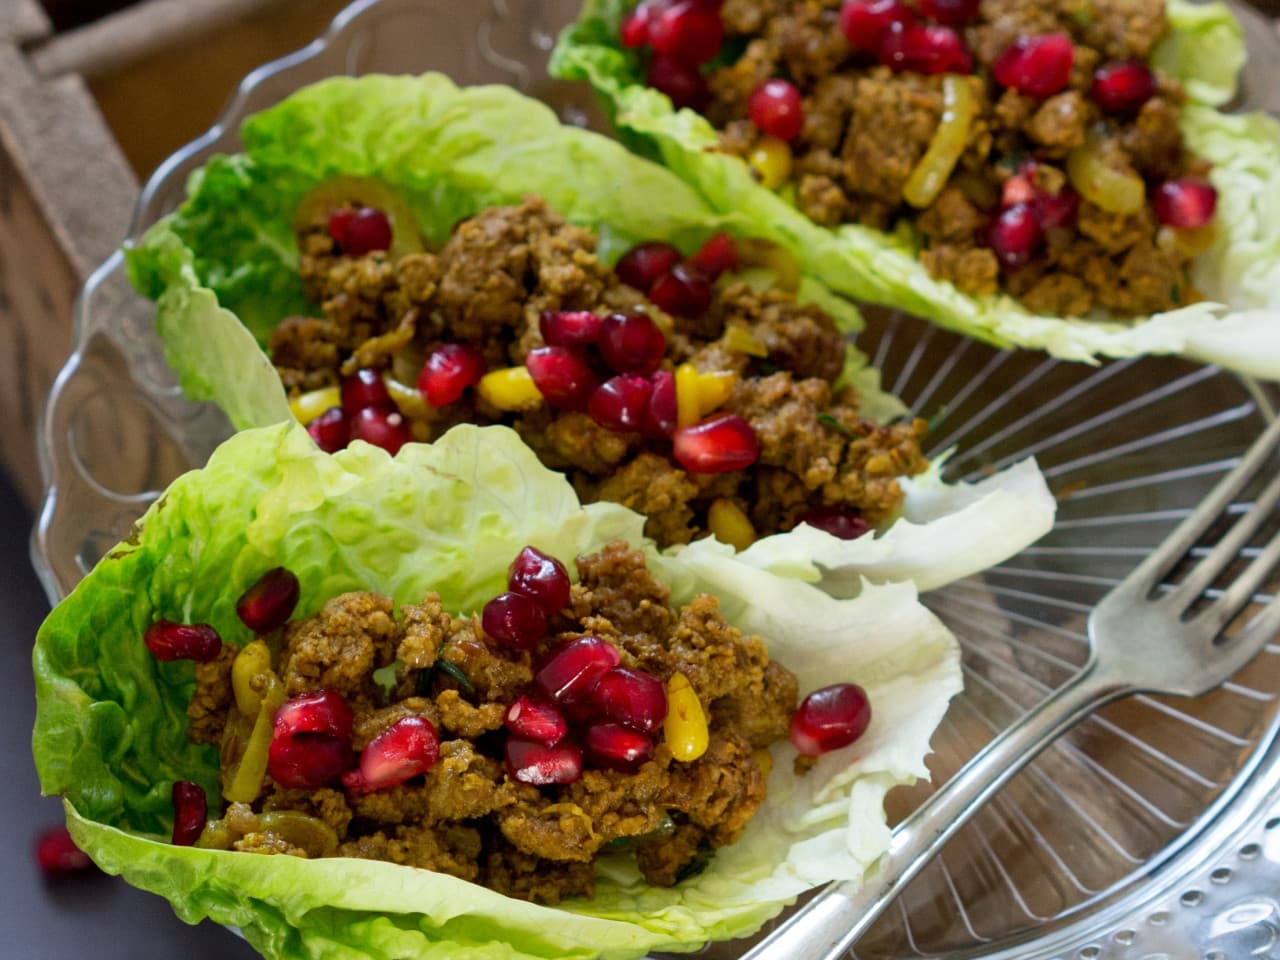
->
[[712, 660, 799, 748], [483, 839, 596, 904], [663, 734, 767, 846], [434, 688, 506, 738], [571, 542, 674, 640], [395, 594, 447, 670], [593, 453, 703, 546], [261, 786, 353, 839], [279, 592, 398, 699], [635, 821, 708, 887], [186, 643, 237, 745], [497, 799, 602, 862], [233, 832, 309, 858]]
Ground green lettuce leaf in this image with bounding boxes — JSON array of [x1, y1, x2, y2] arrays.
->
[[35, 421, 962, 959], [550, 0, 1280, 378]]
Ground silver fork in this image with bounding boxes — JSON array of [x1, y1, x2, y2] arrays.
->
[[741, 413, 1280, 960]]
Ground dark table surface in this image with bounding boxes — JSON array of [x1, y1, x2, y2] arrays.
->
[[2, 470, 257, 960]]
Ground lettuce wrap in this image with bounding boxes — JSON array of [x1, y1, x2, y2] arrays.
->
[[32, 421, 963, 959], [124, 73, 1054, 595], [550, 0, 1280, 379]]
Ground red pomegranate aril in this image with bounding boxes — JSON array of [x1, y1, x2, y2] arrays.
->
[[273, 690, 354, 740], [615, 241, 683, 291], [791, 683, 872, 756], [589, 375, 654, 433], [643, 369, 678, 439], [1034, 187, 1080, 230], [35, 827, 95, 879], [144, 619, 222, 662], [540, 309, 604, 348], [646, 52, 709, 111], [993, 33, 1074, 98], [747, 79, 804, 142], [673, 413, 760, 474], [880, 22, 971, 75], [918, 0, 980, 25], [327, 207, 356, 247], [307, 406, 349, 453], [236, 566, 301, 634], [1092, 59, 1156, 116], [1152, 177, 1218, 230], [508, 545, 572, 616], [418, 343, 486, 407], [599, 312, 668, 375], [504, 695, 569, 746], [620, 0, 660, 48], [688, 232, 738, 279], [649, 263, 713, 319], [839, 0, 915, 52], [482, 591, 548, 650], [340, 368, 393, 414], [171, 781, 207, 847], [339, 207, 393, 256], [343, 716, 440, 794], [988, 202, 1044, 268], [797, 505, 871, 541], [650, 1, 723, 67], [525, 346, 600, 411], [535, 636, 622, 704], [505, 737, 583, 785], [1001, 172, 1036, 209], [585, 723, 655, 771], [349, 406, 413, 454], [591, 667, 669, 735], [269, 734, 353, 790]]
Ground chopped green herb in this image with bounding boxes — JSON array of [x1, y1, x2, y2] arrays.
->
[[675, 846, 715, 883], [1171, 282, 1183, 305], [414, 654, 476, 696], [926, 405, 948, 434], [818, 412, 855, 440], [373, 660, 403, 698]]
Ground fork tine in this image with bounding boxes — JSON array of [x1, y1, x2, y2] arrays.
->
[[1168, 467, 1280, 612], [1126, 414, 1280, 596], [1195, 523, 1280, 637], [1203, 587, 1280, 679]]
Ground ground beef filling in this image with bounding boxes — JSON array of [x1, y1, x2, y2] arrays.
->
[[705, 0, 1206, 317], [189, 543, 796, 904], [270, 197, 929, 546]]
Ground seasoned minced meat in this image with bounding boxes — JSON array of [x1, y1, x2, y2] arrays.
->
[[186, 643, 238, 746], [192, 544, 799, 903]]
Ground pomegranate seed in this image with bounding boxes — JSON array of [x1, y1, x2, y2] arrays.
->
[[673, 413, 760, 474], [797, 506, 871, 540], [591, 667, 669, 734], [327, 207, 355, 248], [505, 737, 583, 785], [269, 690, 355, 790], [507, 546, 573, 616], [648, 263, 713, 318], [1152, 177, 1218, 230], [687, 232, 738, 279], [526, 346, 600, 411], [1034, 187, 1080, 230], [171, 781, 207, 847], [418, 343, 486, 407], [880, 22, 972, 75], [34, 827, 95, 879], [918, 0, 980, 24], [615, 241, 682, 291], [540, 309, 604, 348], [589, 375, 654, 433], [343, 716, 440, 794], [585, 723, 655, 771], [482, 591, 548, 649], [620, 0, 661, 48], [1002, 173, 1036, 209], [645, 52, 709, 111], [790, 683, 872, 756], [534, 636, 622, 704], [348, 406, 412, 454], [307, 406, 348, 453], [987, 202, 1044, 268], [504, 695, 569, 745], [747, 79, 805, 142], [643, 370, 678, 439], [236, 567, 300, 634], [337, 207, 392, 256], [1092, 60, 1156, 116], [340, 368, 393, 414], [993, 34, 1074, 98], [599, 312, 667, 375], [839, 0, 915, 51], [649, 1, 723, 66], [144, 619, 222, 662]]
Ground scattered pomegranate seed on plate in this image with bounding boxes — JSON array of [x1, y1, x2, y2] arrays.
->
[[790, 683, 873, 756], [236, 567, 300, 634], [144, 619, 222, 662], [34, 826, 96, 879]]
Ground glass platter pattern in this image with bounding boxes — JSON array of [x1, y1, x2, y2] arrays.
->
[[28, 2, 1280, 957]]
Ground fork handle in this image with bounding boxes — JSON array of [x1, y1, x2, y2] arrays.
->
[[739, 660, 1130, 960]]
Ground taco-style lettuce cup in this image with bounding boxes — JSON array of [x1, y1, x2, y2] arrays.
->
[[124, 72, 1053, 595], [32, 421, 962, 960], [551, 0, 1280, 377]]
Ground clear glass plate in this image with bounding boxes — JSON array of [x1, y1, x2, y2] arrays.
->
[[30, 2, 1280, 957]]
